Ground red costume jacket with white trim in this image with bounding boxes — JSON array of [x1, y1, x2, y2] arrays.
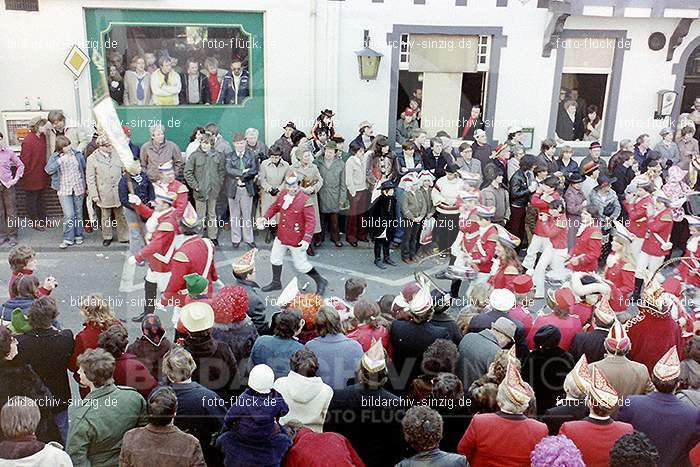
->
[[679, 236, 700, 288], [133, 205, 179, 273], [157, 179, 189, 218], [508, 305, 533, 336], [624, 193, 651, 239], [570, 303, 593, 328], [605, 256, 636, 311], [461, 224, 498, 273], [641, 207, 673, 257], [531, 192, 561, 237], [540, 214, 568, 249], [568, 224, 602, 273], [162, 236, 218, 307], [489, 259, 520, 289], [264, 191, 315, 247]]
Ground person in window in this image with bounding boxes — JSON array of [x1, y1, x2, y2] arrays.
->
[[460, 105, 485, 141], [583, 104, 602, 142], [654, 127, 680, 168], [203, 57, 225, 104], [124, 56, 152, 106], [108, 64, 124, 105], [150, 56, 181, 106], [396, 107, 419, 145], [218, 58, 250, 105], [178, 58, 210, 105], [556, 99, 583, 142]]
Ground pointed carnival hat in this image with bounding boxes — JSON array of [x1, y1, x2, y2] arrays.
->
[[593, 298, 616, 327], [500, 361, 534, 406], [605, 320, 631, 353], [418, 170, 434, 184], [179, 203, 201, 230], [361, 339, 387, 373], [392, 279, 433, 317], [324, 296, 353, 321], [589, 366, 619, 410], [158, 161, 174, 173], [153, 185, 176, 205], [571, 355, 593, 394], [399, 172, 419, 190], [232, 248, 257, 275], [653, 346, 681, 381], [277, 277, 300, 308], [496, 225, 521, 249]]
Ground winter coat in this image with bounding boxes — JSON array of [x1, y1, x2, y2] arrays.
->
[[284, 427, 365, 467], [457, 330, 502, 391], [390, 320, 450, 392], [251, 335, 305, 380], [184, 148, 225, 201], [258, 158, 291, 219], [0, 438, 72, 466], [119, 424, 205, 467], [86, 149, 124, 208], [16, 328, 74, 413], [315, 157, 347, 213], [235, 278, 269, 335], [18, 132, 49, 191], [273, 136, 294, 164], [401, 189, 428, 221], [345, 155, 368, 196], [0, 297, 34, 322], [324, 384, 406, 467], [397, 449, 467, 467], [367, 193, 396, 240], [217, 70, 250, 105], [396, 118, 419, 144], [113, 353, 158, 400], [467, 310, 529, 360], [165, 381, 227, 466], [305, 334, 364, 390], [455, 156, 482, 178], [118, 171, 155, 212], [569, 328, 607, 364], [481, 185, 510, 223], [178, 71, 210, 105], [140, 140, 183, 181], [274, 371, 333, 432], [294, 163, 323, 233], [126, 336, 172, 380], [184, 332, 239, 399], [212, 318, 258, 371], [654, 140, 681, 167], [589, 355, 654, 401], [225, 147, 258, 198], [588, 187, 621, 226], [509, 169, 533, 208], [522, 346, 574, 414], [65, 384, 148, 467], [217, 388, 292, 467], [44, 150, 86, 192]]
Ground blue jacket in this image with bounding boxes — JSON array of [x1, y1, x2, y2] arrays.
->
[[217, 71, 250, 105], [617, 391, 700, 467], [225, 148, 258, 198], [395, 149, 424, 176], [305, 334, 364, 390], [44, 150, 86, 192], [118, 170, 155, 211], [250, 335, 303, 380], [1, 297, 34, 322]]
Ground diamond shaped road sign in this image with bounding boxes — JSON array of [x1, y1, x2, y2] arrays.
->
[[64, 45, 89, 78]]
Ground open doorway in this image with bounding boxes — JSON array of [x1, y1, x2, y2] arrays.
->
[[681, 45, 700, 113], [398, 70, 422, 119], [556, 73, 608, 142], [459, 72, 486, 137]]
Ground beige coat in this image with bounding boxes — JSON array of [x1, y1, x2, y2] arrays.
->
[[294, 163, 323, 233], [345, 155, 367, 196], [46, 124, 89, 160], [590, 355, 654, 401], [86, 149, 125, 208], [258, 158, 290, 223]]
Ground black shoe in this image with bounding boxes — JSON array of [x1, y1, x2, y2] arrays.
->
[[307, 246, 316, 256], [246, 242, 256, 249], [131, 312, 147, 323], [211, 239, 219, 247], [232, 242, 240, 249], [103, 239, 112, 247], [261, 281, 282, 292], [434, 270, 449, 280], [374, 259, 387, 269], [384, 258, 397, 266]]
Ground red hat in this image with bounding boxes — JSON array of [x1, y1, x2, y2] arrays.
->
[[554, 288, 576, 311], [663, 276, 682, 297], [122, 125, 131, 137], [513, 274, 533, 294], [404, 107, 415, 117], [211, 285, 250, 324]]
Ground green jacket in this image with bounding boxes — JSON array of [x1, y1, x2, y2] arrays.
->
[[66, 384, 147, 467], [184, 149, 226, 201]]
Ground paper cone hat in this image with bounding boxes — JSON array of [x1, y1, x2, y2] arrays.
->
[[593, 298, 616, 327], [605, 320, 630, 353], [361, 339, 386, 373], [653, 346, 681, 381], [501, 361, 533, 406], [233, 248, 257, 275], [180, 203, 200, 229], [571, 355, 592, 394], [277, 277, 300, 308], [589, 366, 619, 410]]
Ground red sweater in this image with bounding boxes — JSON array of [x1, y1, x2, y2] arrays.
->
[[458, 412, 548, 467], [347, 323, 393, 359], [528, 313, 582, 351], [18, 132, 48, 191], [284, 427, 365, 467], [531, 192, 561, 237], [560, 418, 633, 467], [113, 353, 158, 399]]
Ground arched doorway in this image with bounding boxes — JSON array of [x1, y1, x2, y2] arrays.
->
[[680, 44, 700, 113]]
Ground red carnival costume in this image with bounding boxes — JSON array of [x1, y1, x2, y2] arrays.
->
[[568, 223, 602, 273]]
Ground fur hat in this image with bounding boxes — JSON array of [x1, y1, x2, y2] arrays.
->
[[211, 285, 250, 324], [570, 272, 611, 298]]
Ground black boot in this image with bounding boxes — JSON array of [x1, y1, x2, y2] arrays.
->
[[450, 279, 462, 299], [631, 277, 644, 304], [307, 268, 328, 295], [133, 280, 156, 322], [262, 264, 283, 292]]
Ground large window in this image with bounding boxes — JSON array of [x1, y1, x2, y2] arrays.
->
[[104, 24, 252, 107]]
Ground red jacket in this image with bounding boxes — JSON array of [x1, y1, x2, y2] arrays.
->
[[113, 353, 158, 399], [571, 303, 593, 328], [641, 207, 673, 257], [624, 193, 651, 239], [134, 205, 179, 273], [458, 412, 548, 467], [462, 224, 498, 273], [540, 214, 568, 249], [18, 132, 49, 191], [159, 179, 189, 218], [627, 311, 684, 374], [531, 192, 560, 237], [568, 224, 602, 272], [162, 236, 218, 307], [508, 305, 533, 336], [284, 427, 365, 467], [605, 257, 636, 311], [560, 418, 634, 467], [264, 191, 315, 247], [528, 313, 583, 351], [679, 237, 700, 288], [488, 259, 521, 289], [347, 323, 393, 359]]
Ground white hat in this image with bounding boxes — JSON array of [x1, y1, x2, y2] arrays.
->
[[507, 126, 522, 135], [248, 364, 275, 394], [474, 129, 487, 139], [490, 289, 516, 312], [361, 340, 386, 373], [180, 301, 214, 333]]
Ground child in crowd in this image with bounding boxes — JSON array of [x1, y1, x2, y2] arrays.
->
[[7, 244, 55, 299]]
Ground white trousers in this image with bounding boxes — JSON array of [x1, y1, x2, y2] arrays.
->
[[533, 247, 568, 298], [630, 237, 643, 259], [635, 252, 664, 280], [522, 235, 550, 270], [270, 237, 313, 273]]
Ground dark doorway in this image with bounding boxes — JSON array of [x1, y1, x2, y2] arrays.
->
[[681, 45, 700, 112], [397, 70, 422, 119], [458, 72, 486, 137]]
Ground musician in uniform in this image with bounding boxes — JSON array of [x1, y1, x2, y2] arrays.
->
[[678, 215, 700, 290], [155, 161, 189, 218], [567, 206, 602, 274], [623, 176, 654, 258]]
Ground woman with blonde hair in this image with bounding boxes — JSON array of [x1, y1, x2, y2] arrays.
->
[[68, 294, 118, 397]]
